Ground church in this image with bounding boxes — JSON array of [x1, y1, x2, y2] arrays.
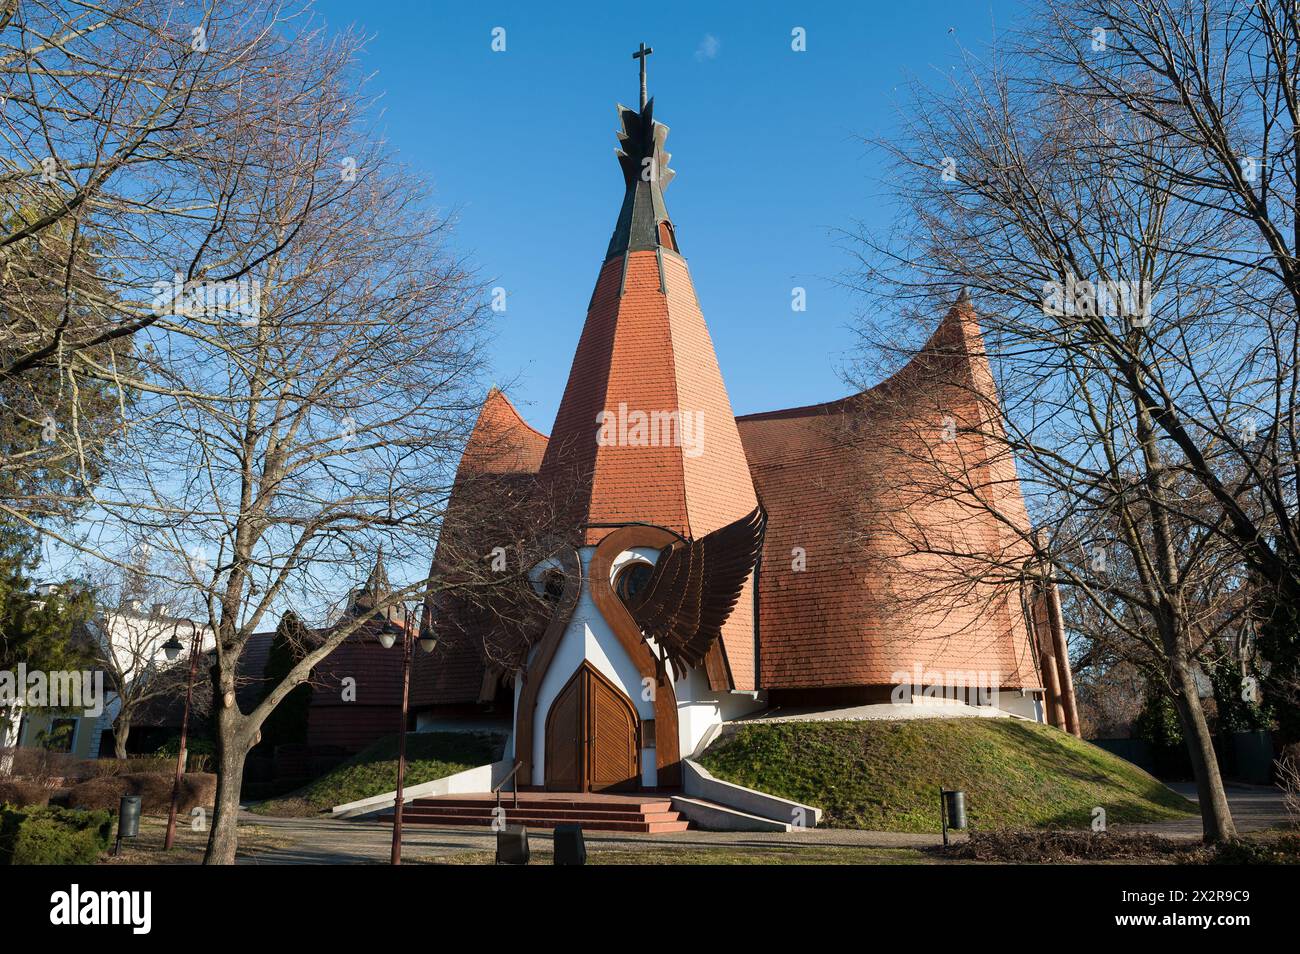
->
[[310, 51, 1080, 799]]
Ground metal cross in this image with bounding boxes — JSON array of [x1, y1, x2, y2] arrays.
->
[[632, 42, 654, 111]]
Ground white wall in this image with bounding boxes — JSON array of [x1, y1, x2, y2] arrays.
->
[[91, 610, 216, 689], [676, 666, 765, 756], [521, 545, 765, 788], [528, 546, 656, 785], [996, 689, 1044, 722], [85, 609, 216, 758]]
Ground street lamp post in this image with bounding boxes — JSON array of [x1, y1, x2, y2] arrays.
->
[[378, 601, 436, 865], [161, 621, 201, 851]]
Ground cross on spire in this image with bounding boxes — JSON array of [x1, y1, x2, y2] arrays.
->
[[632, 42, 653, 111]]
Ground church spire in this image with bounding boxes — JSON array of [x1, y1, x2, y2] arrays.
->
[[346, 548, 392, 620], [606, 42, 677, 260], [538, 50, 760, 686]]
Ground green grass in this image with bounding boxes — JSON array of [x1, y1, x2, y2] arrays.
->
[[250, 731, 506, 816], [697, 718, 1196, 833]]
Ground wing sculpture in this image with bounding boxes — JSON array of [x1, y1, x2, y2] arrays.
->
[[622, 507, 766, 680]]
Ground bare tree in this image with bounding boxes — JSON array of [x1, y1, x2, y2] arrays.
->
[[846, 39, 1249, 839], [0, 0, 343, 534], [59, 17, 506, 860], [1021, 0, 1300, 742], [4, 0, 571, 862], [422, 433, 585, 683], [83, 545, 209, 759]]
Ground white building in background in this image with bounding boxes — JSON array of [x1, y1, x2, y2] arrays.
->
[[8, 600, 214, 760]]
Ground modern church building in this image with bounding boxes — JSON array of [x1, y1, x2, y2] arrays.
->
[[309, 61, 1080, 805]]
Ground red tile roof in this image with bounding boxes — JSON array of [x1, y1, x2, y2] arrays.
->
[[736, 300, 1041, 690], [411, 297, 1041, 704], [410, 389, 548, 708], [460, 386, 549, 475], [538, 252, 759, 544], [535, 249, 761, 686]]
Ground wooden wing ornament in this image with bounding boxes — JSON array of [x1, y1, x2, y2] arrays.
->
[[621, 507, 766, 680]]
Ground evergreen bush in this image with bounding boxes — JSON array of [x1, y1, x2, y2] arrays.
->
[[0, 805, 112, 865]]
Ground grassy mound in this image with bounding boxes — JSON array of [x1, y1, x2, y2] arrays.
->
[[697, 718, 1195, 832], [251, 731, 505, 817]]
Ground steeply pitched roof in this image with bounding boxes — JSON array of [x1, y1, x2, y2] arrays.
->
[[412, 388, 548, 707], [605, 98, 677, 258], [344, 550, 394, 621], [537, 102, 759, 536], [415, 305, 1041, 702], [458, 387, 549, 475], [736, 299, 1041, 691], [532, 97, 760, 687]]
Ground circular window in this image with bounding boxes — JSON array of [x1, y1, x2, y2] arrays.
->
[[542, 570, 566, 603], [614, 561, 655, 604]]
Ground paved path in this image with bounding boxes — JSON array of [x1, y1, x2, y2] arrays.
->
[[238, 812, 944, 864], [1111, 782, 1291, 837], [238, 782, 1292, 864]]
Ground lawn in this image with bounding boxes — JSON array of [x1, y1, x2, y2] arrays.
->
[[97, 816, 291, 865], [250, 730, 506, 817], [697, 718, 1196, 832]]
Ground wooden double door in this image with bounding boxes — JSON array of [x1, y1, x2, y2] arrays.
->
[[544, 662, 641, 792]]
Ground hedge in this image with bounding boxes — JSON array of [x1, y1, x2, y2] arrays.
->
[[0, 806, 112, 865], [67, 772, 216, 814], [0, 779, 51, 808]]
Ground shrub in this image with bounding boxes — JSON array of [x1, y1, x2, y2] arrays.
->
[[1204, 835, 1300, 865], [0, 747, 89, 784], [0, 806, 112, 865], [66, 776, 126, 811], [82, 757, 175, 779], [76, 759, 122, 779], [172, 772, 216, 814], [0, 779, 51, 808], [67, 772, 217, 814], [1276, 743, 1300, 828], [153, 737, 215, 774], [943, 829, 1190, 862]]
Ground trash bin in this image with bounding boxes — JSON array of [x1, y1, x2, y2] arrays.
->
[[942, 789, 967, 830]]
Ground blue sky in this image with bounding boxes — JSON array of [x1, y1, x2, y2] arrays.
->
[[311, 0, 1024, 429]]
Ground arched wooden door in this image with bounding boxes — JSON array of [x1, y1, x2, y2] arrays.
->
[[544, 662, 640, 792]]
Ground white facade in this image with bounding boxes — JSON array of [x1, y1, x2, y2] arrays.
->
[[82, 606, 215, 757], [512, 545, 763, 788]]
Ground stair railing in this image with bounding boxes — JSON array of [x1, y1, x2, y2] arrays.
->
[[494, 760, 522, 814]]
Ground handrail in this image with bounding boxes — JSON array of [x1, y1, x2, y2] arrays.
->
[[493, 759, 522, 812]]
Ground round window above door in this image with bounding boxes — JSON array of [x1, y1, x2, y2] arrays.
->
[[613, 560, 654, 605]]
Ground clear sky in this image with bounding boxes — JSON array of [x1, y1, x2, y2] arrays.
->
[[308, 0, 1024, 430]]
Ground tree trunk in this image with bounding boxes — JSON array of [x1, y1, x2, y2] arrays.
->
[[113, 715, 130, 760], [1130, 388, 1236, 843], [204, 704, 247, 865], [1169, 658, 1237, 843]]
